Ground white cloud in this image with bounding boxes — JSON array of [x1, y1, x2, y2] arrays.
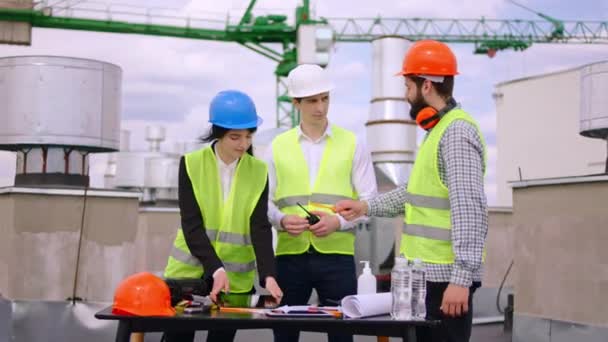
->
[[485, 182, 498, 206], [182, 0, 298, 24], [485, 143, 498, 204], [315, 0, 506, 19], [328, 61, 367, 81], [476, 111, 497, 137], [123, 81, 188, 96]]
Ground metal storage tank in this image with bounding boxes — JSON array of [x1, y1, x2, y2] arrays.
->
[[113, 152, 160, 189], [104, 130, 130, 189], [144, 156, 179, 202], [109, 125, 180, 204], [580, 61, 608, 172], [580, 61, 608, 139], [145, 157, 179, 189], [112, 126, 169, 189], [0, 56, 122, 186]]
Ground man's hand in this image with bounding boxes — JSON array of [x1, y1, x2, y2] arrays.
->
[[264, 276, 284, 303], [335, 200, 368, 221], [210, 269, 230, 303], [441, 284, 470, 317], [308, 211, 341, 237], [280, 215, 310, 236]]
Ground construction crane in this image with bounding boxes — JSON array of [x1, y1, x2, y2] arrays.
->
[[1, 0, 607, 128]]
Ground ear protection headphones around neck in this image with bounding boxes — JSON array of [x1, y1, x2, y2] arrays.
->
[[415, 97, 458, 130]]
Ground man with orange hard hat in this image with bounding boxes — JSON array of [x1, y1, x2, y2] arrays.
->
[[337, 40, 488, 342]]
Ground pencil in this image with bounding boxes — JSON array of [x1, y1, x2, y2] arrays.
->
[[310, 202, 337, 212]]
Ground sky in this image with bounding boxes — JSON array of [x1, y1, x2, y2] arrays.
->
[[1, 0, 607, 205]]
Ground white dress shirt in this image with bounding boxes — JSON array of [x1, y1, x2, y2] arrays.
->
[[213, 145, 238, 277], [214, 145, 238, 202], [266, 123, 378, 230]]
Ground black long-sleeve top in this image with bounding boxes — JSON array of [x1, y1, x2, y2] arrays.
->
[[178, 153, 276, 287]]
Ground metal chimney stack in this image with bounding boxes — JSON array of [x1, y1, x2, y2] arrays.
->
[[367, 37, 416, 191], [355, 37, 415, 275], [146, 126, 166, 152]]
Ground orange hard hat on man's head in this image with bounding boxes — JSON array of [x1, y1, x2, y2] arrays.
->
[[398, 40, 459, 77], [112, 272, 175, 317]]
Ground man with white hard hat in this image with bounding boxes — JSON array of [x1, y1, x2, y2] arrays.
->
[[266, 64, 377, 342]]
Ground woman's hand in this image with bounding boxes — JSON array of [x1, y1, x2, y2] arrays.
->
[[264, 276, 283, 303], [210, 269, 230, 303]]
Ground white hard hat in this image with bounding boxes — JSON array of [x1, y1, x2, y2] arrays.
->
[[287, 64, 334, 98]]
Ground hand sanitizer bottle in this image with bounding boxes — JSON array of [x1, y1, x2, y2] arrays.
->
[[357, 261, 377, 295]]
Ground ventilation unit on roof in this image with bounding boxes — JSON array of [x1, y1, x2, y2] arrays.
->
[[580, 61, 608, 173], [0, 56, 122, 187]]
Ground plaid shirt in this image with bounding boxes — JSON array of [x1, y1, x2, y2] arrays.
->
[[367, 119, 488, 287]]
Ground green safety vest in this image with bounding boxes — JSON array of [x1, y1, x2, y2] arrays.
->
[[164, 146, 267, 293], [401, 109, 487, 264], [272, 125, 358, 256]]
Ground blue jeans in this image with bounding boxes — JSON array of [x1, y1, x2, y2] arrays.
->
[[273, 250, 357, 342]]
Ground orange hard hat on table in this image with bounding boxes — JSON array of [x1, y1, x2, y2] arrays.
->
[[112, 272, 175, 317], [397, 39, 459, 77]]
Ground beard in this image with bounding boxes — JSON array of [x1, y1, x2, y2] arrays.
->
[[408, 92, 428, 121]]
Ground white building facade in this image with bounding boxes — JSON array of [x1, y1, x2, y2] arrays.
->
[[494, 62, 608, 207]]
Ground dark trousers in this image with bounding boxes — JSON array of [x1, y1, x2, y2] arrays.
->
[[273, 251, 357, 342], [163, 276, 250, 342], [417, 281, 481, 342], [163, 329, 236, 342]]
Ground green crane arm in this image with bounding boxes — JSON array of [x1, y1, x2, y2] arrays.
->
[[1, 6, 606, 47], [327, 17, 608, 50], [0, 6, 293, 44]]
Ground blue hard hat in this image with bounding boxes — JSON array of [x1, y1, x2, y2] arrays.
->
[[209, 90, 263, 129]]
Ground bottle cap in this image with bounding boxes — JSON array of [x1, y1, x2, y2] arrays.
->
[[360, 260, 372, 274]]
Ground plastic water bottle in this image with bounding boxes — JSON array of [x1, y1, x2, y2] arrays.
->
[[411, 259, 427, 320], [357, 261, 377, 294], [390, 256, 412, 320]]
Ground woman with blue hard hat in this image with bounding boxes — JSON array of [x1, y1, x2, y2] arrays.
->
[[163, 90, 282, 342]]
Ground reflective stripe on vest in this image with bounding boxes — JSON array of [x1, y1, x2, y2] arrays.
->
[[163, 147, 267, 292], [274, 193, 353, 210], [403, 192, 450, 210], [169, 245, 256, 273], [403, 224, 451, 241], [205, 229, 252, 246], [272, 125, 358, 256], [401, 109, 487, 264]]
